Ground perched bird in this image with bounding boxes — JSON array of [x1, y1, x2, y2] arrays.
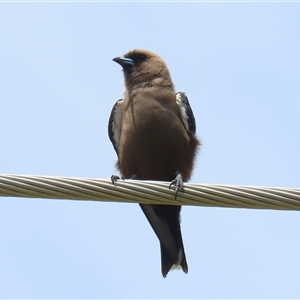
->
[[108, 49, 200, 277]]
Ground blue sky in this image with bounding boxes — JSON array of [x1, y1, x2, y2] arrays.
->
[[1, 2, 300, 298]]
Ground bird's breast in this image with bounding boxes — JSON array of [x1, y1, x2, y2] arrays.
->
[[118, 96, 193, 181]]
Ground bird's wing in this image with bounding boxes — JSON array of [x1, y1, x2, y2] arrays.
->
[[176, 92, 196, 134], [108, 99, 123, 155], [139, 204, 180, 264]]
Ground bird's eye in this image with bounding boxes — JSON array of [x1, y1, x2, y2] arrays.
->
[[139, 54, 147, 61]]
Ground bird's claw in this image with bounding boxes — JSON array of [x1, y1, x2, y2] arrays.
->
[[111, 174, 124, 185], [169, 173, 184, 200]]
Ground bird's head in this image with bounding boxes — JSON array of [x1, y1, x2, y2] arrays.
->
[[113, 49, 174, 90]]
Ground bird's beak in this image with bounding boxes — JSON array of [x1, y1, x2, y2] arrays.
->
[[113, 57, 135, 68]]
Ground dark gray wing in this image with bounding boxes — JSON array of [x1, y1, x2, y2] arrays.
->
[[176, 92, 196, 134], [139, 204, 179, 263], [108, 99, 123, 155]]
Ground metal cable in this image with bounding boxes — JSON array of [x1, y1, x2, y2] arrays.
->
[[0, 174, 300, 210]]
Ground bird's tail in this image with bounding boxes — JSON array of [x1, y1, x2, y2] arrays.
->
[[139, 204, 188, 277], [160, 240, 188, 277]]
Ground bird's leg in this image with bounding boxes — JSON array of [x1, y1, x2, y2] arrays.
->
[[111, 174, 124, 185], [169, 172, 184, 200]]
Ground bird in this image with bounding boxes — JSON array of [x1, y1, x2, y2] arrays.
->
[[108, 49, 200, 277]]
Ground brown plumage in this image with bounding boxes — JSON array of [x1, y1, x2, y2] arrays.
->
[[108, 49, 200, 277]]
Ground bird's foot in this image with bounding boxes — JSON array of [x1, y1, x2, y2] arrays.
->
[[169, 172, 184, 200], [111, 174, 124, 185]]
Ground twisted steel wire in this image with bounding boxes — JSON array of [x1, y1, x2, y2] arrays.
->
[[1, 174, 300, 210]]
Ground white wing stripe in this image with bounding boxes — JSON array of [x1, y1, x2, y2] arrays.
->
[[176, 93, 189, 131]]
